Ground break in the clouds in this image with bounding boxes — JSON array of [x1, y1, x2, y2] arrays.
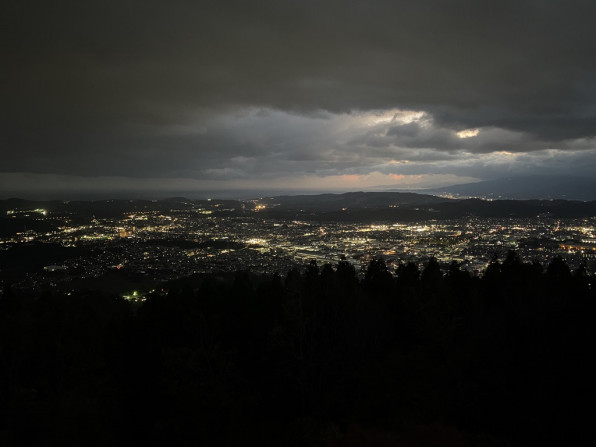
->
[[3, 0, 596, 195]]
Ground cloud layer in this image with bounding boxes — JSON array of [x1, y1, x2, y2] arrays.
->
[[3, 0, 596, 193]]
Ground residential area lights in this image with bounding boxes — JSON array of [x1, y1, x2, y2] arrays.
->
[[1, 207, 595, 294]]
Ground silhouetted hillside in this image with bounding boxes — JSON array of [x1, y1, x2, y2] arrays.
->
[[431, 175, 596, 200], [263, 191, 446, 211]]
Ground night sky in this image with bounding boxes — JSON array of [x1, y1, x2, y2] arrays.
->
[[3, 1, 596, 197]]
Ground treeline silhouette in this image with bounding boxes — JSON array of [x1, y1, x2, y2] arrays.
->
[[1, 252, 595, 446]]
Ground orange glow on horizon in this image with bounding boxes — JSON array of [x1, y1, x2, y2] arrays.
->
[[341, 174, 361, 183]]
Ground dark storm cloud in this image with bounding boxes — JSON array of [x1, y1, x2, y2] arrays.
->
[[2, 0, 596, 183]]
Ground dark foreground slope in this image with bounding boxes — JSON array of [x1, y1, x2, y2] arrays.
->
[[1, 253, 595, 446]]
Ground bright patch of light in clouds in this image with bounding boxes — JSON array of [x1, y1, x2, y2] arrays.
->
[[364, 109, 427, 126], [457, 128, 480, 138]]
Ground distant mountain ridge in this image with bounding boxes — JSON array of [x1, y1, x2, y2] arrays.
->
[[428, 175, 596, 201]]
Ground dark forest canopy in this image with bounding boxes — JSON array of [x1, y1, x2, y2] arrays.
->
[[1, 252, 595, 446]]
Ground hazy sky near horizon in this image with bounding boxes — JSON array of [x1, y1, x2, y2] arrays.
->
[[3, 0, 596, 196]]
